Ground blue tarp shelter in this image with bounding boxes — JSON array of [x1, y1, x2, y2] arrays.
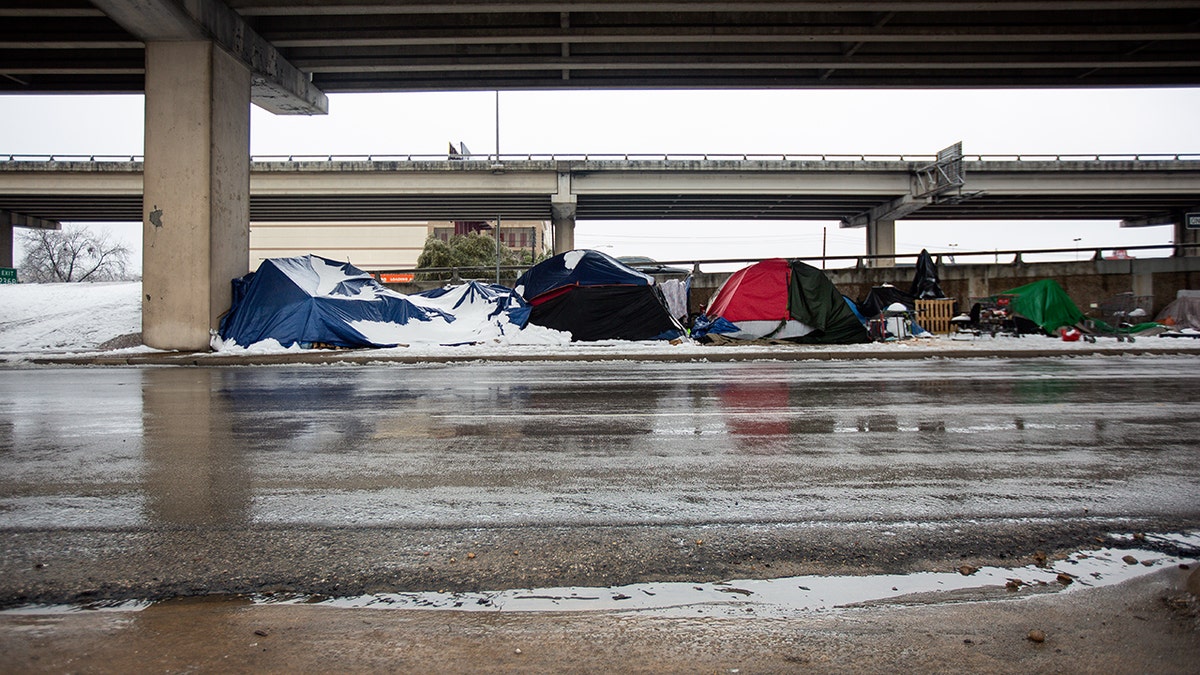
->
[[218, 255, 528, 348]]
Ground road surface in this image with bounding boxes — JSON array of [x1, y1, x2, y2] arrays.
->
[[1, 355, 1198, 608]]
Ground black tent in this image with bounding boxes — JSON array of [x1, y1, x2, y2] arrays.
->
[[514, 250, 686, 342], [858, 284, 917, 318]]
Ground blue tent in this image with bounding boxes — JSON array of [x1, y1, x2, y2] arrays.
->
[[218, 255, 529, 349], [514, 250, 686, 341]]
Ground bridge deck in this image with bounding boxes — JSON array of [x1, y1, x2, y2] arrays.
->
[[2, 156, 1198, 225]]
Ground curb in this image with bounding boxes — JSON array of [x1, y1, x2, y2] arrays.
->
[[10, 345, 1200, 367]]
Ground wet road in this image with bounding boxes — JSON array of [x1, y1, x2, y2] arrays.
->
[[2, 355, 1199, 605]]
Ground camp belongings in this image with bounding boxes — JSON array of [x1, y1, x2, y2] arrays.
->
[[514, 249, 687, 342], [991, 278, 1085, 334], [217, 254, 531, 349], [694, 258, 870, 344]]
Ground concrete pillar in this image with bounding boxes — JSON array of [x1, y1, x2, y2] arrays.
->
[[866, 219, 896, 268], [552, 203, 576, 254], [143, 41, 251, 351], [1132, 272, 1153, 299], [1176, 220, 1199, 257], [551, 171, 577, 255], [1, 221, 11, 269]]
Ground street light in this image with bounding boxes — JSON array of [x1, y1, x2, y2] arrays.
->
[[1073, 237, 1082, 261]]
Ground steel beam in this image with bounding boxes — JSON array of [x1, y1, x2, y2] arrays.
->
[[0, 209, 60, 230]]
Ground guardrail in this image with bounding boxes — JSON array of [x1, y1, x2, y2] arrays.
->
[[4, 152, 1200, 164], [378, 243, 1199, 284]]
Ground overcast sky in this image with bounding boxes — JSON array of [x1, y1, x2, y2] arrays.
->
[[3, 87, 1199, 268]]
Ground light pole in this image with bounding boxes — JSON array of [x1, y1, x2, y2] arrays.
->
[[1073, 237, 1082, 261], [947, 243, 957, 264]]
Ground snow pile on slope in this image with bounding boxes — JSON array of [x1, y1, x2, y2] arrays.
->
[[0, 281, 141, 352]]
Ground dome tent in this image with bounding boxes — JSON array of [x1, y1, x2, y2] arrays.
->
[[696, 258, 870, 344], [514, 249, 686, 341]]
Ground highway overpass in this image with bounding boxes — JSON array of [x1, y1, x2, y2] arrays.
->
[[4, 152, 1199, 221], [3, 1, 1200, 349]]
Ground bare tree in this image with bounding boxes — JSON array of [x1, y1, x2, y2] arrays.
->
[[17, 225, 133, 283]]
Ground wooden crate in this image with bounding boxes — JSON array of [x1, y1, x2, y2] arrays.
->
[[915, 298, 956, 334]]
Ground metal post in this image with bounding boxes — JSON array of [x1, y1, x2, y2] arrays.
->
[[495, 214, 502, 284]]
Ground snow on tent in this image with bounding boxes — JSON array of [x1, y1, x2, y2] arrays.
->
[[216, 254, 532, 349], [696, 258, 870, 344], [513, 249, 686, 341]]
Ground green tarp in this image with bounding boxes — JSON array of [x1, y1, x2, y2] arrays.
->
[[996, 279, 1084, 333], [787, 261, 871, 344]]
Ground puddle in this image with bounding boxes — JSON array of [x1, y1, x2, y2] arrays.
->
[[281, 538, 1197, 618], [6, 532, 1197, 619]]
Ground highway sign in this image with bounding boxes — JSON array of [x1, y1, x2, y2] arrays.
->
[[1187, 212, 1200, 229]]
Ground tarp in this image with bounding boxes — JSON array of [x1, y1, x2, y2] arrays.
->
[[1155, 293, 1200, 330], [858, 285, 917, 318], [514, 249, 686, 341], [217, 255, 530, 349], [515, 249, 654, 299], [910, 249, 946, 299], [994, 278, 1085, 333], [698, 258, 870, 344]]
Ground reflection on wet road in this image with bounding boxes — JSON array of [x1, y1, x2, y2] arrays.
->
[[2, 356, 1198, 531]]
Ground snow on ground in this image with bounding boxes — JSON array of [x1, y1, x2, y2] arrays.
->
[[3, 280, 1200, 361], [0, 281, 142, 353]]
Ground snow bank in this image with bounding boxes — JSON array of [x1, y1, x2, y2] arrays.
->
[[0, 281, 141, 352]]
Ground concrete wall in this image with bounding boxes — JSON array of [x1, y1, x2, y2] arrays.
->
[[384, 255, 1200, 324], [688, 257, 1200, 320]]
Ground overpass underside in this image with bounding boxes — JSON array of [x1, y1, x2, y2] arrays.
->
[[3, 0, 1200, 350]]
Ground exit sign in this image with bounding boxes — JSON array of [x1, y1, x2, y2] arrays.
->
[[0, 267, 17, 284], [1188, 212, 1200, 230]]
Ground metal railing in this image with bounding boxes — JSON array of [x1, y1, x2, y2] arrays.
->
[[5, 152, 1200, 164], [375, 243, 1199, 284]]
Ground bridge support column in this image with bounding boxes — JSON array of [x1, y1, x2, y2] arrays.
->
[[552, 205, 576, 254], [866, 219, 896, 268], [143, 41, 251, 351], [551, 171, 577, 254], [1, 221, 11, 269], [1176, 220, 1199, 258]]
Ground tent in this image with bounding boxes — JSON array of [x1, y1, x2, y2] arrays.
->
[[696, 258, 870, 344], [217, 254, 531, 349], [1155, 291, 1200, 331], [993, 279, 1085, 333], [910, 249, 946, 299], [514, 249, 687, 341], [858, 284, 917, 318]]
